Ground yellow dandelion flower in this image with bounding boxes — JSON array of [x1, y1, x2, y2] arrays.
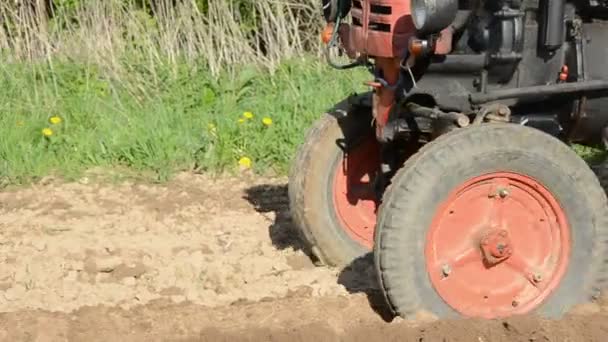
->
[[262, 117, 273, 126], [49, 116, 62, 125], [238, 156, 252, 169], [42, 128, 53, 137], [238, 118, 246, 124], [243, 111, 254, 119]]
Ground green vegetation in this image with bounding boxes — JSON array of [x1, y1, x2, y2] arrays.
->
[[0, 0, 371, 185], [0, 59, 368, 185], [573, 144, 608, 166], [1, 1, 605, 186]]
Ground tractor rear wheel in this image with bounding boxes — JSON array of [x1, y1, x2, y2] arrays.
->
[[374, 123, 608, 319], [289, 95, 379, 266]]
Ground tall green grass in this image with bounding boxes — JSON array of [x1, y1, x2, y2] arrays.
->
[[1, 1, 605, 186], [0, 59, 368, 185], [0, 0, 372, 185]]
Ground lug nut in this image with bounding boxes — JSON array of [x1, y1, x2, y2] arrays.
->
[[533, 274, 543, 283], [456, 116, 470, 128], [442, 264, 452, 277], [498, 188, 509, 198], [498, 107, 509, 116], [512, 300, 519, 307]]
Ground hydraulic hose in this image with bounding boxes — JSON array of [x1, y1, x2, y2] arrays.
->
[[324, 1, 364, 70]]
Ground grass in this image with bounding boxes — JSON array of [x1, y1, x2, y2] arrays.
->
[[2, 57, 607, 187], [1, 1, 605, 186], [0, 0, 324, 77], [0, 0, 369, 185], [574, 144, 608, 166], [0, 58, 369, 185]]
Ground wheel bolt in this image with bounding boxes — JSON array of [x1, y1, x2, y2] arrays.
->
[[533, 274, 543, 283], [498, 188, 509, 198], [442, 264, 452, 277], [512, 300, 519, 307]]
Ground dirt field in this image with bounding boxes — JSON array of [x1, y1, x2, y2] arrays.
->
[[0, 173, 607, 341]]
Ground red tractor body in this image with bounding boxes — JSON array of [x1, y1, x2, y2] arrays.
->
[[346, 0, 413, 58], [335, 0, 414, 140]]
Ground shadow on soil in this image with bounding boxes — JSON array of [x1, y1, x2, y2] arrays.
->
[[243, 183, 395, 322], [336, 253, 396, 322], [243, 184, 305, 252]]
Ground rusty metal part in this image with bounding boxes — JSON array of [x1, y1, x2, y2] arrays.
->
[[472, 104, 512, 124], [480, 229, 513, 266], [406, 102, 470, 127]]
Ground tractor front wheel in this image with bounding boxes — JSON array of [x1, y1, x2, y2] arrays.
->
[[289, 95, 379, 266], [375, 123, 608, 319]]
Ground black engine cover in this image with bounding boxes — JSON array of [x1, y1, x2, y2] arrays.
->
[[568, 21, 608, 145], [581, 0, 608, 19], [401, 1, 608, 145]]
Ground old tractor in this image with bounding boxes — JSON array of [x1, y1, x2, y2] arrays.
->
[[289, 0, 608, 319]]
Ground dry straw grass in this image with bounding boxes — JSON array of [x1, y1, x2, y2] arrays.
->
[[0, 0, 324, 76]]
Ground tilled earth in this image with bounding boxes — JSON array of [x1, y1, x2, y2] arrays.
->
[[0, 172, 607, 341]]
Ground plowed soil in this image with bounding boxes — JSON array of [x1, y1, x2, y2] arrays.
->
[[0, 172, 607, 341]]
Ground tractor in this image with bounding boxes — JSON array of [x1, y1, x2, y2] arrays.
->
[[288, 0, 608, 319]]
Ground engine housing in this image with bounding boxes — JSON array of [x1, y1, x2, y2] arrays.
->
[[322, 0, 608, 146]]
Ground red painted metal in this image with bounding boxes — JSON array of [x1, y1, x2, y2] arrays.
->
[[434, 28, 454, 55], [332, 135, 380, 248], [480, 229, 513, 265], [321, 23, 335, 44], [559, 65, 569, 82], [348, 0, 415, 58], [425, 172, 571, 319], [372, 57, 400, 138], [335, 1, 418, 141]]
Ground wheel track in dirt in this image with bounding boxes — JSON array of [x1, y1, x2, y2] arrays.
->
[[0, 293, 607, 341], [0, 172, 606, 341]]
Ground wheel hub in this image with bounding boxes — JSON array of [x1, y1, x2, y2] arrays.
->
[[425, 172, 570, 319], [332, 136, 380, 248], [480, 229, 513, 265]]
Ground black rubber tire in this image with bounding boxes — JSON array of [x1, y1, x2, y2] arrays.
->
[[288, 93, 375, 267], [374, 123, 608, 319]]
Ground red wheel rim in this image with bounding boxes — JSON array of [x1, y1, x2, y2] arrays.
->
[[332, 136, 380, 249], [425, 172, 571, 319]]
